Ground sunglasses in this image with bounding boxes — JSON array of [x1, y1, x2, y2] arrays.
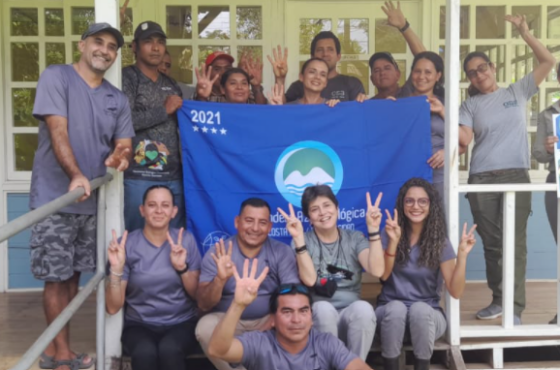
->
[[278, 284, 310, 295], [466, 62, 491, 79]]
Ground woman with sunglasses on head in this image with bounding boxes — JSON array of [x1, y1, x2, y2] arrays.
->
[[377, 178, 476, 370], [277, 185, 384, 361], [532, 61, 560, 325], [458, 15, 556, 324]]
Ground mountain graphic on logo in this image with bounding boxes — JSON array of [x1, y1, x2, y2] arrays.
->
[[283, 148, 336, 196]]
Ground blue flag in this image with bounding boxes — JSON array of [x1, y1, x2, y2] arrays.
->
[[178, 98, 432, 254]]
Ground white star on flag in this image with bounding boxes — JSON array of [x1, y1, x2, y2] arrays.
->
[[202, 126, 209, 133], [220, 128, 227, 135], [193, 126, 199, 132], [211, 127, 218, 134]]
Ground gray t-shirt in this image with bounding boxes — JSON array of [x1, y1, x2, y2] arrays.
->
[[238, 328, 358, 370], [178, 82, 196, 100], [285, 74, 365, 103], [377, 230, 456, 310], [119, 228, 201, 326], [200, 237, 300, 320], [122, 65, 183, 181], [533, 101, 560, 172], [30, 64, 134, 214], [459, 73, 538, 175], [301, 229, 369, 309]]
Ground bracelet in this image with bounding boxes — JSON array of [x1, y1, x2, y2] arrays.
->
[[295, 245, 308, 254], [385, 250, 396, 258], [369, 237, 381, 242], [110, 269, 123, 277], [176, 264, 189, 275], [399, 20, 410, 33], [367, 231, 380, 237]]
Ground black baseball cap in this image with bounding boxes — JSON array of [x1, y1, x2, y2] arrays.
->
[[134, 21, 166, 41], [81, 22, 124, 49], [369, 52, 399, 70]]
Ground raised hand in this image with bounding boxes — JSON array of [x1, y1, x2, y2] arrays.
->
[[268, 84, 285, 105], [108, 229, 127, 272], [232, 258, 269, 307], [267, 45, 289, 81], [168, 228, 187, 271], [505, 14, 529, 35], [384, 209, 401, 243], [240, 52, 263, 87], [427, 149, 444, 169], [382, 1, 407, 29], [211, 239, 235, 282], [458, 223, 477, 257], [366, 192, 383, 232], [195, 65, 220, 99], [105, 142, 131, 171], [277, 204, 305, 246]]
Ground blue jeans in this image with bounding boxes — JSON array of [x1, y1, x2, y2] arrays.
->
[[124, 179, 186, 232]]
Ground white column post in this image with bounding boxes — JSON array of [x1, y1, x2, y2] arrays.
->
[[502, 191, 516, 329], [94, 0, 125, 367], [444, 0, 461, 346]]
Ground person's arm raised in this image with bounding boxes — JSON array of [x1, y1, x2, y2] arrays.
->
[[208, 259, 269, 363], [382, 1, 426, 56], [358, 192, 385, 277], [106, 230, 128, 315], [197, 239, 235, 311], [441, 223, 477, 299], [380, 209, 401, 281]]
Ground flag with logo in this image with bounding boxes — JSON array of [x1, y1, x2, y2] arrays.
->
[[178, 98, 433, 254]]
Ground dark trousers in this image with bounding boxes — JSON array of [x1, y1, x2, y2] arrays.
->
[[545, 172, 558, 242], [122, 319, 198, 370], [467, 169, 531, 316]]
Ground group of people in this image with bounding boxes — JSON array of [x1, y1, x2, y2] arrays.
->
[[25, 0, 558, 369]]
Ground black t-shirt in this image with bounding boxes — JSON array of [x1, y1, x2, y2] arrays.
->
[[285, 74, 364, 102]]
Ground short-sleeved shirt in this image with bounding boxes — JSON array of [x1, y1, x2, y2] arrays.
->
[[286, 98, 327, 105], [238, 328, 358, 370], [122, 65, 183, 181], [377, 230, 456, 310], [30, 64, 134, 215], [459, 73, 538, 175], [199, 237, 300, 320], [285, 74, 364, 102], [119, 228, 201, 326], [301, 229, 370, 309]]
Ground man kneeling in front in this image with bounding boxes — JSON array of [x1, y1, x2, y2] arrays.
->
[[208, 259, 373, 370]]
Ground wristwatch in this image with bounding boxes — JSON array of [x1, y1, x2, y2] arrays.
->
[[400, 20, 410, 33], [176, 264, 189, 275]]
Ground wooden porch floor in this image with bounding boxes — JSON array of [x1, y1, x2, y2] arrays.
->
[[0, 282, 558, 370]]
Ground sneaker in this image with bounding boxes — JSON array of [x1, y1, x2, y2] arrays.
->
[[476, 304, 503, 320], [514, 315, 522, 325], [549, 315, 558, 325]]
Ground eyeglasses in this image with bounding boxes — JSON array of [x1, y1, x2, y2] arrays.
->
[[466, 62, 491, 79], [278, 284, 310, 295], [404, 197, 430, 208]]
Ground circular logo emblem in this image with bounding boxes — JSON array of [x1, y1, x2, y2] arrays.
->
[[202, 231, 231, 254], [274, 141, 343, 207]]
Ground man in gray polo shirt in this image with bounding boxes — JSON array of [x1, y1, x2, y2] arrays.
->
[[29, 23, 134, 369], [196, 198, 300, 370]]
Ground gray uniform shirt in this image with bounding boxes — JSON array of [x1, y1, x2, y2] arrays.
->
[[301, 229, 369, 309], [122, 65, 183, 181], [285, 74, 365, 102], [532, 101, 560, 172], [120, 228, 201, 326], [238, 328, 358, 370], [30, 64, 134, 214], [459, 73, 538, 175]]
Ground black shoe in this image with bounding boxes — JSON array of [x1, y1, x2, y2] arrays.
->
[[414, 359, 430, 370], [382, 356, 400, 370]]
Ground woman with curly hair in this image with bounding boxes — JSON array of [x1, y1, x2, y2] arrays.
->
[[376, 178, 477, 370]]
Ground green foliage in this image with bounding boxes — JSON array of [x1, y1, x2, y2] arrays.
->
[[12, 89, 37, 127], [237, 7, 262, 40], [11, 8, 38, 36]]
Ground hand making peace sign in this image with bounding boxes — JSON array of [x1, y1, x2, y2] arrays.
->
[[384, 208, 401, 243], [108, 229, 127, 273], [277, 203, 305, 247], [168, 228, 188, 271], [365, 192, 383, 232], [458, 223, 477, 257]]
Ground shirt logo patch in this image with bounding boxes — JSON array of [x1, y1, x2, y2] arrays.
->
[[503, 100, 519, 108]]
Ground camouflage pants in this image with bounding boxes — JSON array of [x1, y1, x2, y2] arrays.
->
[[30, 213, 97, 282]]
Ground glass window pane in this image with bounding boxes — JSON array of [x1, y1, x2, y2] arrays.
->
[[338, 61, 369, 95], [338, 19, 368, 55], [238, 46, 263, 66], [199, 6, 230, 40], [546, 88, 560, 106], [375, 19, 405, 54], [476, 6, 506, 39], [528, 94, 539, 127], [511, 45, 533, 83], [11, 8, 38, 36], [12, 88, 37, 127], [440, 6, 469, 39], [548, 45, 560, 82], [45, 8, 64, 36], [14, 133, 38, 171], [46, 43, 66, 66], [237, 7, 262, 40], [121, 7, 134, 37], [548, 6, 560, 39], [475, 45, 505, 82], [198, 45, 231, 67], [121, 44, 135, 68], [396, 60, 407, 87], [167, 6, 192, 39], [11, 43, 39, 82], [439, 45, 470, 82], [71, 7, 94, 35], [167, 46, 193, 84], [512, 6, 541, 38], [299, 19, 332, 55]]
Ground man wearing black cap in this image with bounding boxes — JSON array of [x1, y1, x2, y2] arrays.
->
[[30, 23, 133, 370], [122, 21, 186, 232]]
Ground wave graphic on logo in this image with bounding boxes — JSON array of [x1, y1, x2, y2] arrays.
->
[[284, 168, 335, 196]]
